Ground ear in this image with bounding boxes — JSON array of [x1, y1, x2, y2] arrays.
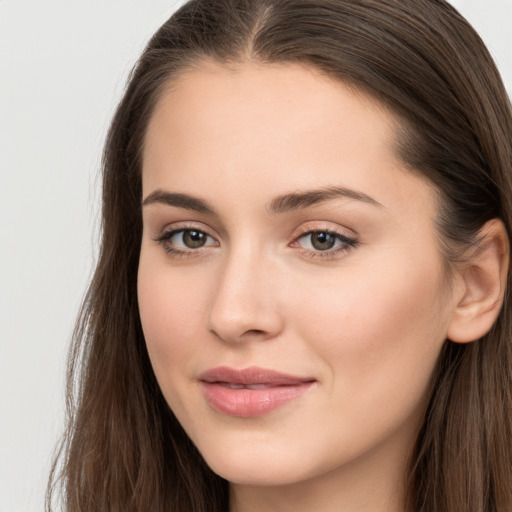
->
[[447, 219, 509, 344]]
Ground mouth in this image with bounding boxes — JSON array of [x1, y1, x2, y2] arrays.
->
[[213, 383, 286, 389], [198, 366, 316, 417]]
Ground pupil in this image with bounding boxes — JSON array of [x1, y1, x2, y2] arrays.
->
[[183, 230, 206, 248], [312, 232, 335, 250]]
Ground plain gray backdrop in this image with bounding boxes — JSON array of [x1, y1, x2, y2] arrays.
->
[[1, 1, 510, 510]]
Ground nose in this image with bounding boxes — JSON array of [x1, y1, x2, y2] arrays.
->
[[207, 247, 285, 344]]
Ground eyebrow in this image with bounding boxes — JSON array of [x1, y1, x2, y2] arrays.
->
[[142, 190, 216, 214], [268, 186, 383, 213], [141, 185, 382, 215]]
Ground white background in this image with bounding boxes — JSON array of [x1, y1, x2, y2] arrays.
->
[[1, 1, 510, 510]]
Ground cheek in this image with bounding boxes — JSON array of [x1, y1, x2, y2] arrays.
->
[[292, 251, 450, 408], [137, 257, 210, 378]]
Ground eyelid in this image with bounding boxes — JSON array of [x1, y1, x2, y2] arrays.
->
[[153, 221, 217, 239], [290, 221, 357, 240]]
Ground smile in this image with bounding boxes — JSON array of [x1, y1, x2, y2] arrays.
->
[[199, 366, 316, 418]]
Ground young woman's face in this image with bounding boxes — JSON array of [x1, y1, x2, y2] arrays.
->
[[138, 62, 456, 489]]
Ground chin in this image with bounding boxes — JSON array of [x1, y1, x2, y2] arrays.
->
[[194, 436, 323, 487], [206, 457, 308, 487]]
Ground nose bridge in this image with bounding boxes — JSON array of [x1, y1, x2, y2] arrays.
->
[[207, 241, 283, 343]]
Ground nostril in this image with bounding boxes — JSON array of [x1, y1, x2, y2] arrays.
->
[[244, 329, 266, 336], [209, 326, 275, 343]]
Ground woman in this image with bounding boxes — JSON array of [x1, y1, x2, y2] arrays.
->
[[47, 0, 512, 511]]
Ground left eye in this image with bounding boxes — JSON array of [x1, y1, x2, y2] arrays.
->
[[297, 231, 353, 251], [164, 229, 217, 250]]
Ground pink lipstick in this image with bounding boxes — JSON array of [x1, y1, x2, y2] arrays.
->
[[199, 366, 315, 417]]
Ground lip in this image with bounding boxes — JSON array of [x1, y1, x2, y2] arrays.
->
[[198, 366, 316, 418]]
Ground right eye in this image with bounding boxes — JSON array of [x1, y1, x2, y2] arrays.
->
[[156, 228, 219, 254]]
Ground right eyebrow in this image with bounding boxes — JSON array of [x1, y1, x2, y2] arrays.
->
[[142, 190, 216, 215]]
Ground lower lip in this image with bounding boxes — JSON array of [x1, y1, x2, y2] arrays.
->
[[200, 381, 314, 417]]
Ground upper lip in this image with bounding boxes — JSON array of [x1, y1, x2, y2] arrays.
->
[[199, 366, 315, 386]]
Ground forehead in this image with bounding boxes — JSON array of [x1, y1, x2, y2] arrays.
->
[[143, 61, 396, 167], [142, 60, 435, 219]]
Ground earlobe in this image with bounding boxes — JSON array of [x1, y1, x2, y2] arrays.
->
[[447, 219, 509, 344]]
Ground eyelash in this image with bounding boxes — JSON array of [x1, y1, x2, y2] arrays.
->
[[153, 225, 359, 260]]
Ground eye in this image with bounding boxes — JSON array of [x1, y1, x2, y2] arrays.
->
[[301, 231, 338, 251], [173, 229, 211, 249], [294, 229, 358, 256], [155, 228, 218, 254]]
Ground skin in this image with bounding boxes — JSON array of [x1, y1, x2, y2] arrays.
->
[[138, 61, 461, 512]]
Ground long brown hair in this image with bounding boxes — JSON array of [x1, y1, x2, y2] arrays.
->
[[47, 1, 512, 510]]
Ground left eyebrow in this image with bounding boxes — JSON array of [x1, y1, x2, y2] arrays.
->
[[268, 186, 383, 214]]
